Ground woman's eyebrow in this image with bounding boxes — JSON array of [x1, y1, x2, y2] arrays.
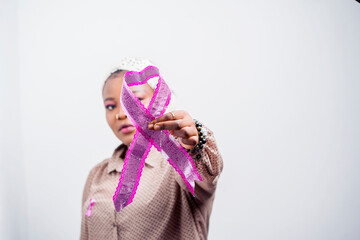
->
[[104, 97, 115, 102]]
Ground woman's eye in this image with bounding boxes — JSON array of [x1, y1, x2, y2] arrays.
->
[[137, 97, 144, 101], [106, 105, 115, 110]]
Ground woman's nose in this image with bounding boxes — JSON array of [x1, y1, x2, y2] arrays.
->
[[116, 108, 127, 120]]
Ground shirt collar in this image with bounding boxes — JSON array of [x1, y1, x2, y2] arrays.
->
[[107, 143, 158, 174]]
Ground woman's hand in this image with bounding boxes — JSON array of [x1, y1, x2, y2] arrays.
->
[[148, 110, 198, 150]]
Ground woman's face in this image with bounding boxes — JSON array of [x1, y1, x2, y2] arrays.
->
[[102, 71, 154, 146]]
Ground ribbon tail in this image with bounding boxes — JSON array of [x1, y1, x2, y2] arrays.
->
[[168, 157, 201, 196], [85, 209, 91, 217], [113, 132, 152, 212]]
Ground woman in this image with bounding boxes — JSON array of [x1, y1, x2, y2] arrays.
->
[[80, 58, 223, 240]]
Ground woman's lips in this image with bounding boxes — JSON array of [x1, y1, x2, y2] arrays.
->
[[119, 124, 135, 134]]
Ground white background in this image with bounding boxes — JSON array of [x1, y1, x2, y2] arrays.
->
[[1, 0, 360, 239]]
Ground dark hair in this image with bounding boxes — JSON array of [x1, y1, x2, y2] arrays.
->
[[102, 69, 126, 93]]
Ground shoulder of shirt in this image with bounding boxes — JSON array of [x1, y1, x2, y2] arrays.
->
[[87, 157, 112, 178], [87, 144, 127, 177]]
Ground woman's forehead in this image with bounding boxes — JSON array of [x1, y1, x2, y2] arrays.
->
[[103, 76, 154, 100], [103, 77, 123, 99]]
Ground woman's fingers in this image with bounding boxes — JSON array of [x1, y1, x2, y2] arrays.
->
[[173, 127, 197, 139], [152, 124, 198, 146], [148, 111, 186, 129], [146, 110, 198, 147], [151, 119, 184, 130], [180, 136, 198, 147]]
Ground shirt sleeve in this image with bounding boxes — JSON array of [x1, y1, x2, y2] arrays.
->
[[80, 167, 95, 240], [175, 124, 224, 202]]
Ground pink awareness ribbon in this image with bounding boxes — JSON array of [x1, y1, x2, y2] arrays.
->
[[113, 65, 202, 212], [85, 198, 95, 217]]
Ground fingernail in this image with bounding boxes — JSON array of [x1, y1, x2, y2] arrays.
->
[[148, 123, 154, 129], [154, 124, 160, 130]]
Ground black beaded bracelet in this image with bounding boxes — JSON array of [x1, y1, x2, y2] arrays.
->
[[185, 119, 207, 159]]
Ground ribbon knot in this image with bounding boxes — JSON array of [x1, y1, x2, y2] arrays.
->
[[113, 66, 202, 212]]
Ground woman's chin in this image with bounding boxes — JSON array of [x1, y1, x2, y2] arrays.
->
[[117, 133, 135, 146]]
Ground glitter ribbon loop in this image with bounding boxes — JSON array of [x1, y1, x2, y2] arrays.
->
[[113, 66, 202, 212]]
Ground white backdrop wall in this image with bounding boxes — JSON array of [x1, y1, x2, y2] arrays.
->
[[1, 0, 27, 239], [1, 0, 360, 239]]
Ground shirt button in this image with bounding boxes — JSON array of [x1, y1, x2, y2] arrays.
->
[[112, 223, 116, 227]]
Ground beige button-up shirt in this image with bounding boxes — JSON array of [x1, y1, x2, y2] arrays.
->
[[80, 125, 223, 240]]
